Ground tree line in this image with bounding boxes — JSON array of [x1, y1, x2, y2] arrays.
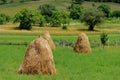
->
[[85, 0, 120, 3]]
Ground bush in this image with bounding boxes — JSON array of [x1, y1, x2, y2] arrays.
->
[[0, 14, 10, 25], [110, 10, 120, 18], [50, 11, 70, 27], [100, 33, 108, 45], [62, 26, 67, 30], [31, 10, 46, 27]]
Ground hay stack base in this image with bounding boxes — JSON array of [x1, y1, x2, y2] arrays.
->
[[18, 37, 56, 75], [74, 33, 91, 53]]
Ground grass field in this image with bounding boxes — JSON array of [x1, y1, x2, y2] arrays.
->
[[0, 29, 120, 80], [0, 45, 120, 80]]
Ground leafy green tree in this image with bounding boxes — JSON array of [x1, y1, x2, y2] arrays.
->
[[0, 14, 10, 24], [60, 12, 70, 26], [69, 4, 84, 19], [38, 4, 56, 22], [81, 9, 104, 31], [14, 9, 34, 30], [98, 4, 111, 17], [50, 11, 70, 27], [31, 10, 45, 27]]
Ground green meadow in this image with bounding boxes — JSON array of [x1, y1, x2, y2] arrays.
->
[[0, 33, 120, 80], [0, 45, 120, 80]]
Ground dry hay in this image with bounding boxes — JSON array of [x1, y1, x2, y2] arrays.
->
[[43, 31, 55, 50], [74, 33, 91, 53], [18, 37, 56, 75]]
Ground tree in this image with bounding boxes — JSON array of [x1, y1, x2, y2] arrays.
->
[[0, 13, 10, 24], [38, 4, 56, 22], [49, 11, 70, 27], [31, 10, 46, 27], [69, 4, 84, 19], [98, 4, 111, 17], [14, 9, 33, 30], [60, 12, 70, 26], [81, 9, 104, 31]]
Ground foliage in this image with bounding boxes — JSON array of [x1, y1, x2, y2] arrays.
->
[[60, 12, 70, 26], [31, 10, 45, 27], [97, 4, 111, 18], [0, 13, 10, 24], [110, 10, 120, 18], [50, 11, 70, 27], [81, 9, 104, 30], [100, 33, 108, 45], [68, 4, 84, 19], [62, 25, 68, 30], [14, 9, 34, 30], [38, 4, 56, 23]]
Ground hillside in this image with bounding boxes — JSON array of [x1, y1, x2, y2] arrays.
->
[[0, 0, 120, 16]]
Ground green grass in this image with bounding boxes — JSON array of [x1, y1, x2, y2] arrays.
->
[[0, 33, 120, 43], [0, 45, 120, 80]]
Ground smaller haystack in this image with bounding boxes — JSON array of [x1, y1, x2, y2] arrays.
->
[[43, 31, 55, 50], [74, 33, 91, 53], [18, 37, 56, 75]]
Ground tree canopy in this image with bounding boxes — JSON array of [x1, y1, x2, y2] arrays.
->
[[81, 9, 104, 30], [98, 4, 111, 17]]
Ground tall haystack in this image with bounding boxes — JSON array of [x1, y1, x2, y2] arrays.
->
[[74, 33, 91, 53], [43, 31, 55, 50], [18, 37, 56, 75]]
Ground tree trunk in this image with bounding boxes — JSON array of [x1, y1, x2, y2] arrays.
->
[[88, 25, 94, 31]]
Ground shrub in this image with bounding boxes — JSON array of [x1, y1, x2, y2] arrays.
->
[[62, 26, 67, 30], [100, 33, 108, 45], [0, 14, 10, 24], [110, 10, 120, 18]]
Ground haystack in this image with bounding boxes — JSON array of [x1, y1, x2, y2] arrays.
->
[[18, 37, 56, 75], [43, 31, 55, 50], [74, 33, 91, 53]]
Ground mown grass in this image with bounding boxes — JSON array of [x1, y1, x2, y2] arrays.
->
[[0, 45, 120, 80]]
